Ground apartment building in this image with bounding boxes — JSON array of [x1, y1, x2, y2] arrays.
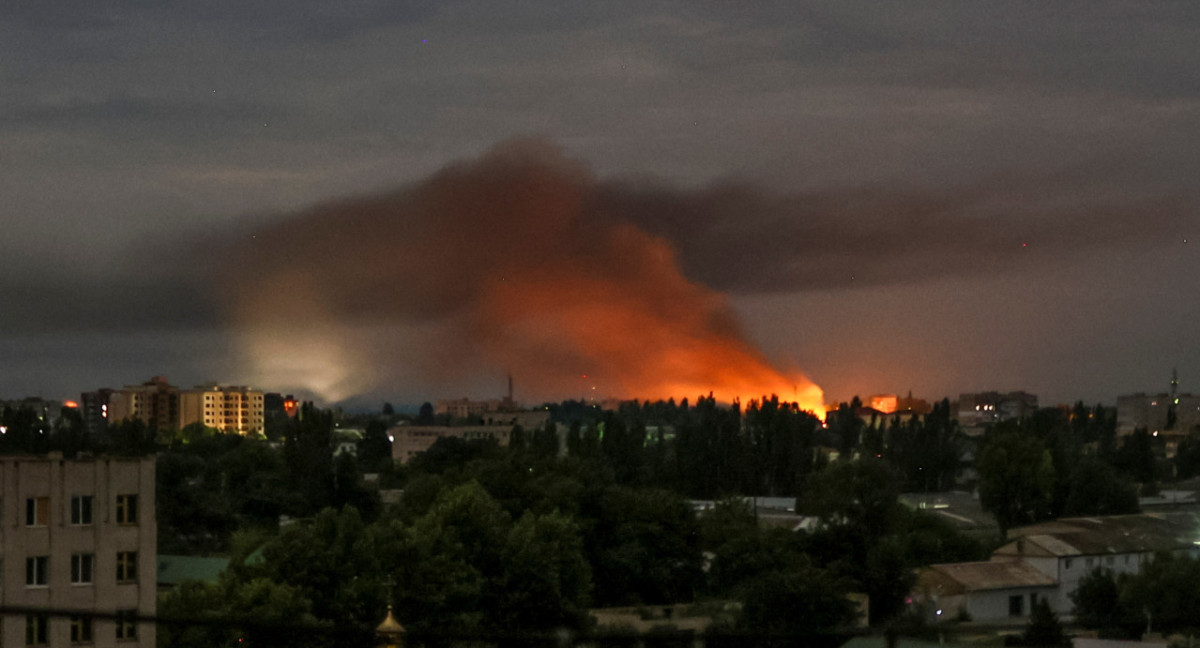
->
[[178, 385, 265, 436], [0, 454, 156, 647], [107, 377, 265, 435]]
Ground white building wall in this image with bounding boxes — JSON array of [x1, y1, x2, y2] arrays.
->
[[0, 456, 156, 648]]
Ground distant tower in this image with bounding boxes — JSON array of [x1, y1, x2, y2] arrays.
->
[[1172, 368, 1179, 399]]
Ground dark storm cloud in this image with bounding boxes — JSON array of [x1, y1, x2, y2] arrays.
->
[[1, 94, 286, 137], [593, 178, 1192, 294], [0, 271, 216, 336], [0, 138, 1188, 337], [4, 0, 433, 41]]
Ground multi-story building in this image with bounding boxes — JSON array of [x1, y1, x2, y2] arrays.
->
[[178, 385, 265, 435], [107, 378, 265, 435], [1116, 392, 1200, 435], [390, 410, 554, 463], [106, 377, 179, 432], [80, 389, 115, 437], [956, 391, 1038, 432], [0, 454, 156, 647]]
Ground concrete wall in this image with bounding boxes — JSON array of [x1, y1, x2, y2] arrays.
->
[[0, 456, 156, 647]]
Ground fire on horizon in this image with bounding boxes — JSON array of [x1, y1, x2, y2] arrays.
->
[[218, 140, 825, 415]]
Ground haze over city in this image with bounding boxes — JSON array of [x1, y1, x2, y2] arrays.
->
[[2, 2, 1198, 407]]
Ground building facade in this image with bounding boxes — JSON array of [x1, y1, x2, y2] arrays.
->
[[0, 454, 156, 647], [913, 513, 1200, 623], [1116, 392, 1200, 435], [107, 378, 265, 435], [106, 377, 179, 432], [956, 391, 1038, 432], [178, 385, 265, 435]]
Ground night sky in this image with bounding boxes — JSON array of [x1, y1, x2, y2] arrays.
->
[[2, 2, 1197, 408]]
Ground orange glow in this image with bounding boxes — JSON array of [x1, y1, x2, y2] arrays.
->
[[222, 140, 824, 411], [62, 400, 79, 409], [869, 394, 898, 414]]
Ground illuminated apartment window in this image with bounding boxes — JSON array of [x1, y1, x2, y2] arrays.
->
[[115, 495, 138, 525], [71, 495, 93, 525], [114, 611, 137, 641], [116, 551, 137, 583], [25, 556, 48, 587], [70, 616, 93, 644], [25, 615, 48, 646], [71, 553, 94, 585], [25, 497, 49, 526]]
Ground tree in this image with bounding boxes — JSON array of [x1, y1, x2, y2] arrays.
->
[[586, 487, 703, 606], [1063, 457, 1140, 517], [357, 420, 393, 473], [416, 402, 434, 425], [494, 511, 592, 630], [1070, 568, 1122, 632], [1023, 598, 1067, 647], [737, 560, 859, 640], [977, 430, 1055, 533], [798, 459, 901, 544]]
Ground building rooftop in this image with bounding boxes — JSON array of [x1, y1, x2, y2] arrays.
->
[[920, 559, 1057, 595], [999, 512, 1200, 557]]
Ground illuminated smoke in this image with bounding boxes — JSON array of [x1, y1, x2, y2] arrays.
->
[[219, 139, 824, 413]]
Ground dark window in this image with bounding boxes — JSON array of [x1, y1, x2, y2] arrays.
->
[[25, 556, 48, 587], [1009, 594, 1024, 616], [71, 496, 93, 525], [26, 615, 48, 645], [116, 551, 137, 583], [115, 495, 137, 525], [115, 611, 137, 641], [71, 554, 94, 584], [70, 616, 93, 643]]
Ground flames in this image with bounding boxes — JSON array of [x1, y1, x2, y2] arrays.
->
[[218, 139, 823, 416]]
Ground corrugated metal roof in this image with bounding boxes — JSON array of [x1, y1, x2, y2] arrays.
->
[[1004, 512, 1200, 556], [921, 559, 1056, 593]]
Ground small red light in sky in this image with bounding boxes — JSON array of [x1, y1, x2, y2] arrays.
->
[[1022, 242, 1028, 247], [63, 400, 79, 408], [581, 374, 587, 379]]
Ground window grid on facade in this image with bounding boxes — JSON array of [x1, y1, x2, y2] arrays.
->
[[70, 615, 93, 644], [25, 496, 49, 526], [71, 553, 94, 585], [116, 551, 137, 583], [25, 556, 48, 587], [70, 495, 93, 525], [115, 494, 137, 525]]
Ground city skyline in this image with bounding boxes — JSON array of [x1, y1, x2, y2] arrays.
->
[[2, 2, 1197, 407]]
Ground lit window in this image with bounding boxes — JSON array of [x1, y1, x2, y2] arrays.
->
[[115, 495, 138, 525], [70, 616, 93, 644], [25, 557, 48, 587], [25, 497, 49, 526], [116, 552, 137, 583], [71, 495, 93, 525], [26, 615, 48, 646], [71, 554, 94, 585]]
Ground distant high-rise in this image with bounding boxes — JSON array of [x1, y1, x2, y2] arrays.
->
[[956, 391, 1038, 431], [107, 377, 264, 435], [178, 384, 265, 435], [106, 377, 178, 431], [80, 388, 115, 437]]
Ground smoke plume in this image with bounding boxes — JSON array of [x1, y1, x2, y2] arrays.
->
[[219, 139, 824, 410]]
